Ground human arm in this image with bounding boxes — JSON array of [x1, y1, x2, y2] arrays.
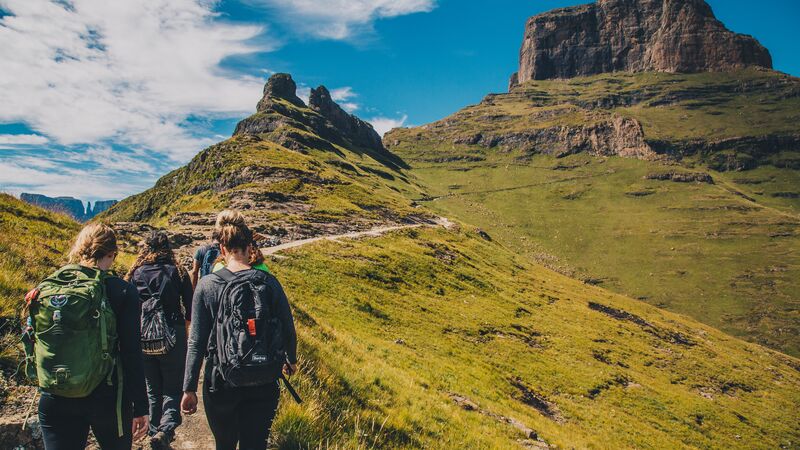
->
[[270, 276, 298, 367], [182, 278, 213, 393], [115, 279, 149, 418], [190, 260, 200, 290]]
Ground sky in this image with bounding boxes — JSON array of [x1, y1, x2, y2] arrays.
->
[[0, 0, 798, 203]]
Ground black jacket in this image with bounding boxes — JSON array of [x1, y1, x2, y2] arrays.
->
[[131, 263, 193, 324]]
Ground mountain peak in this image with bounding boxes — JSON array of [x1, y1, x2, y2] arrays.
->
[[257, 73, 305, 111], [510, 0, 773, 88]]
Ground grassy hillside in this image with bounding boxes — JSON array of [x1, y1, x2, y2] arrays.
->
[[0, 193, 79, 318], [265, 226, 800, 449], [102, 94, 427, 239], [387, 70, 800, 356]]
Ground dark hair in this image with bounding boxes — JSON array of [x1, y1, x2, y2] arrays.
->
[[124, 230, 181, 281]]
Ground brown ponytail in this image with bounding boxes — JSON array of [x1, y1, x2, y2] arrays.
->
[[68, 223, 118, 266], [215, 210, 253, 252]]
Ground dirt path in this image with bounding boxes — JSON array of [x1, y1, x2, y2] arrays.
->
[[262, 218, 453, 256]]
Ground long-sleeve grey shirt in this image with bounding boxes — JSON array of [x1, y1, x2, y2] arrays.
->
[[183, 268, 297, 392]]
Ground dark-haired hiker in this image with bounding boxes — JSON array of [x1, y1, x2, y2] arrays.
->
[[181, 210, 298, 450], [190, 232, 220, 289], [126, 231, 193, 448], [24, 223, 148, 449]]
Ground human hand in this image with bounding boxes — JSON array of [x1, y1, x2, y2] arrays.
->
[[283, 362, 298, 377], [181, 391, 198, 415], [131, 416, 149, 441]]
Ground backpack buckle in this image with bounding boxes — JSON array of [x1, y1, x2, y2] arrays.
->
[[54, 366, 70, 384]]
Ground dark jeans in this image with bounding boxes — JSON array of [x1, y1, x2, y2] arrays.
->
[[202, 364, 280, 450], [39, 379, 133, 450], [143, 324, 187, 435]]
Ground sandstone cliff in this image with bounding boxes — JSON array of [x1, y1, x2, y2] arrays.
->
[[510, 0, 772, 88]]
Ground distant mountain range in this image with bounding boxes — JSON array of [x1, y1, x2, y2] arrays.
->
[[19, 193, 117, 222]]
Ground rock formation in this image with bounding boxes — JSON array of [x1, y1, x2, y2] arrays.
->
[[309, 85, 384, 153], [451, 115, 657, 160], [235, 73, 406, 169], [257, 73, 305, 110], [87, 200, 118, 217], [510, 0, 772, 88], [20, 193, 86, 221], [19, 193, 117, 221]]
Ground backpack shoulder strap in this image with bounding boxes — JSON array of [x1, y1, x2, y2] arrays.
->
[[214, 267, 236, 283]]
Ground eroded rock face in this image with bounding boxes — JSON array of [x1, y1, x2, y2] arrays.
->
[[512, 0, 772, 87], [257, 73, 305, 110], [309, 85, 384, 153], [453, 115, 657, 160]]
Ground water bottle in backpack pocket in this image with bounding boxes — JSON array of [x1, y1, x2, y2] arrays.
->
[[211, 268, 286, 388]]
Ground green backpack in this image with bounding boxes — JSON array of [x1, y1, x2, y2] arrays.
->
[[24, 265, 118, 398]]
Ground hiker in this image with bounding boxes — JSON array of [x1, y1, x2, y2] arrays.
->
[[23, 223, 149, 449], [190, 231, 220, 289], [125, 231, 193, 448], [181, 210, 298, 450]]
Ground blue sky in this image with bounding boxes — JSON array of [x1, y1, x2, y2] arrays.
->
[[1, 0, 798, 203]]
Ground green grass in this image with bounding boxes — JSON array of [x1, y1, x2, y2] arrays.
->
[[265, 227, 800, 448], [0, 194, 79, 318], [102, 132, 425, 229], [388, 69, 800, 356], [399, 154, 800, 356]]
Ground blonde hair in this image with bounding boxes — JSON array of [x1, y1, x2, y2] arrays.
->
[[215, 210, 253, 252], [68, 223, 118, 265]]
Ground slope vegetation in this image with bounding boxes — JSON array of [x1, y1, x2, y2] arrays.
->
[[102, 74, 428, 242], [386, 70, 800, 356], [265, 226, 800, 449], [0, 193, 78, 318]]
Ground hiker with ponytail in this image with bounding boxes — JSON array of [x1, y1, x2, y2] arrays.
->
[[126, 231, 193, 448], [182, 210, 298, 450], [26, 223, 149, 449]]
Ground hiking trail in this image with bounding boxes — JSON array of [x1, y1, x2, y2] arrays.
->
[[136, 217, 454, 450]]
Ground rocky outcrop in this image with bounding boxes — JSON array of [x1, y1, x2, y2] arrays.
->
[[257, 72, 305, 110], [454, 115, 657, 160], [511, 0, 772, 87], [20, 193, 85, 220], [309, 85, 384, 153], [20, 193, 118, 221], [87, 200, 117, 217], [234, 73, 408, 170]]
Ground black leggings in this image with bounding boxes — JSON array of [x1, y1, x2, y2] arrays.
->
[[38, 381, 132, 450], [202, 366, 280, 450]]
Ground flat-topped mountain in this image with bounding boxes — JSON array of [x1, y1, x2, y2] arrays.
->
[[510, 0, 772, 88]]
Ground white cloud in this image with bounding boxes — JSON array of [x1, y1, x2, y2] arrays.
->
[[0, 0, 267, 160], [0, 134, 49, 147], [368, 114, 407, 137], [0, 159, 153, 201], [329, 86, 359, 112], [248, 0, 436, 39]]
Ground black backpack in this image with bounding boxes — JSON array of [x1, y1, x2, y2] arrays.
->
[[209, 268, 286, 388], [200, 245, 220, 278], [137, 267, 177, 356]]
